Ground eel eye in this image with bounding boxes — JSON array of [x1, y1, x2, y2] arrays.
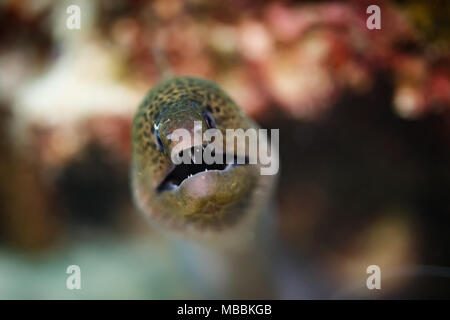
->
[[203, 110, 216, 129], [154, 127, 164, 152]]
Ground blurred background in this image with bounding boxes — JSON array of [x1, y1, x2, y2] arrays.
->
[[0, 0, 449, 299]]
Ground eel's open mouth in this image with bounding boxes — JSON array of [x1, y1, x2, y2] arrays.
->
[[156, 150, 249, 193]]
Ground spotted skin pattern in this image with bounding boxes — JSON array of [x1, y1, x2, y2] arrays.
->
[[131, 77, 275, 234]]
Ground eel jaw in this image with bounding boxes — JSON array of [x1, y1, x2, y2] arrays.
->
[[156, 153, 248, 193]]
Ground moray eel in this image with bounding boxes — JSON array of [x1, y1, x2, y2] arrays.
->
[[131, 77, 277, 239]]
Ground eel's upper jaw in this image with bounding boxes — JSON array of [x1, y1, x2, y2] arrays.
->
[[156, 153, 249, 193]]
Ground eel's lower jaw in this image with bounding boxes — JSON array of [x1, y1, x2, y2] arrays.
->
[[156, 155, 248, 193]]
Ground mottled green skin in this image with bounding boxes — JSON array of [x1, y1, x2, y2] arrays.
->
[[131, 77, 270, 232]]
